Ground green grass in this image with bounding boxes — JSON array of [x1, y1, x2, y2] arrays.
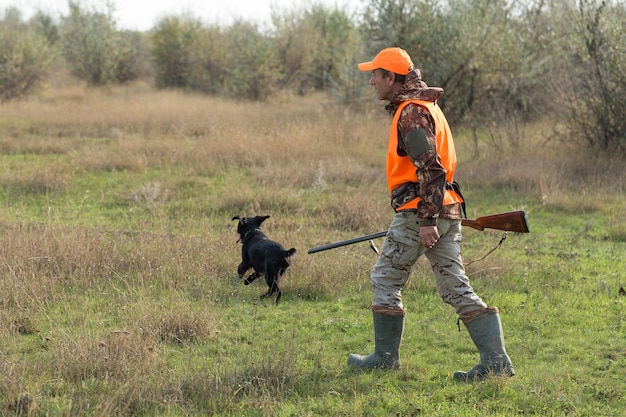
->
[[0, 87, 625, 416]]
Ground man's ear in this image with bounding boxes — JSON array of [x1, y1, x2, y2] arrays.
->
[[385, 72, 397, 86], [388, 72, 403, 86]]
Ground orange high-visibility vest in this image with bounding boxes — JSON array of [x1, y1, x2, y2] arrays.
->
[[386, 100, 463, 211]]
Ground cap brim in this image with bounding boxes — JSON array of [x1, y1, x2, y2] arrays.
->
[[357, 61, 377, 72]]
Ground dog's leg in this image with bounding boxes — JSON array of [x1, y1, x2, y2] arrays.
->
[[263, 264, 284, 304], [265, 279, 281, 304], [260, 279, 277, 300], [237, 262, 251, 278], [244, 272, 262, 285], [259, 287, 281, 304], [274, 268, 287, 304]]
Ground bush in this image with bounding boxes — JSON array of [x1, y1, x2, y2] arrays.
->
[[552, 0, 626, 153], [60, 2, 121, 85], [272, 3, 366, 101], [0, 19, 56, 100], [116, 30, 152, 82], [221, 20, 281, 100], [150, 16, 281, 100], [150, 15, 205, 90], [30, 11, 60, 45]]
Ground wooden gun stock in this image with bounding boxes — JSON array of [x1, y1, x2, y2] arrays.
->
[[461, 210, 529, 233]]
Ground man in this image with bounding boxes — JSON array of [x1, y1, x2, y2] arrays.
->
[[348, 47, 515, 381]]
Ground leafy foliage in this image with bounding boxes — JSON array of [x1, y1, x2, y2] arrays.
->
[[552, 0, 626, 153], [150, 15, 205, 90], [0, 8, 56, 101], [272, 4, 364, 95], [221, 20, 281, 100], [115, 30, 151, 82], [60, 2, 121, 85], [29, 10, 60, 45]]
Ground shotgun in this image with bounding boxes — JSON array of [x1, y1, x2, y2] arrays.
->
[[307, 210, 529, 254]]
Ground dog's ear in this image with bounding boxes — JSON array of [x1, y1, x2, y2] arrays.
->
[[247, 215, 270, 228]]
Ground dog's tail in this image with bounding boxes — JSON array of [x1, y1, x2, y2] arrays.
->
[[282, 248, 296, 266]]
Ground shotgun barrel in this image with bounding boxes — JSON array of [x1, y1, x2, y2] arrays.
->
[[307, 231, 388, 254]]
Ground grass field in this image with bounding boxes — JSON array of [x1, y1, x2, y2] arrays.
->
[[1, 83, 625, 416]]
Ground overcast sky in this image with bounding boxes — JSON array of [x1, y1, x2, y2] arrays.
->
[[4, 0, 362, 31]]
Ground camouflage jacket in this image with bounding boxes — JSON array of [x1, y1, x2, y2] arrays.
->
[[385, 69, 463, 221]]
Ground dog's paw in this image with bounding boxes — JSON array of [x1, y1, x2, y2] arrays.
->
[[237, 264, 249, 277]]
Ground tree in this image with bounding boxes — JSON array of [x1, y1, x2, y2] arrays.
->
[[150, 15, 204, 89], [551, 0, 626, 153], [30, 11, 60, 45], [186, 24, 228, 95], [271, 3, 366, 105], [60, 1, 121, 85], [115, 30, 152, 82], [222, 20, 281, 100], [0, 7, 56, 100], [150, 16, 279, 99], [272, 7, 320, 94]]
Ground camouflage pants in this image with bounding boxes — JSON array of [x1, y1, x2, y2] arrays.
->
[[371, 211, 487, 315]]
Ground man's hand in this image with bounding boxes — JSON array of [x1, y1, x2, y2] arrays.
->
[[420, 225, 439, 249]]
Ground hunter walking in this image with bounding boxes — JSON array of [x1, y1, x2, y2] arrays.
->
[[349, 47, 515, 381]]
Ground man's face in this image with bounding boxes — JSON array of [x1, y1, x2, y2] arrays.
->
[[369, 69, 397, 101]]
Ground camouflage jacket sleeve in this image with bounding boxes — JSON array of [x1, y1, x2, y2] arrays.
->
[[396, 103, 447, 220]]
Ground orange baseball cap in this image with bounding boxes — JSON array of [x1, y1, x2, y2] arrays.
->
[[358, 47, 414, 75]]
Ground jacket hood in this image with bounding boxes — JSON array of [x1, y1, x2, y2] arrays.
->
[[386, 69, 443, 114]]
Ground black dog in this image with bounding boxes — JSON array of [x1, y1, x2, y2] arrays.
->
[[232, 215, 296, 304]]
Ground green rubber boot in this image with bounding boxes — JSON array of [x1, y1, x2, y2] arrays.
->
[[348, 306, 405, 370], [453, 307, 515, 381]]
